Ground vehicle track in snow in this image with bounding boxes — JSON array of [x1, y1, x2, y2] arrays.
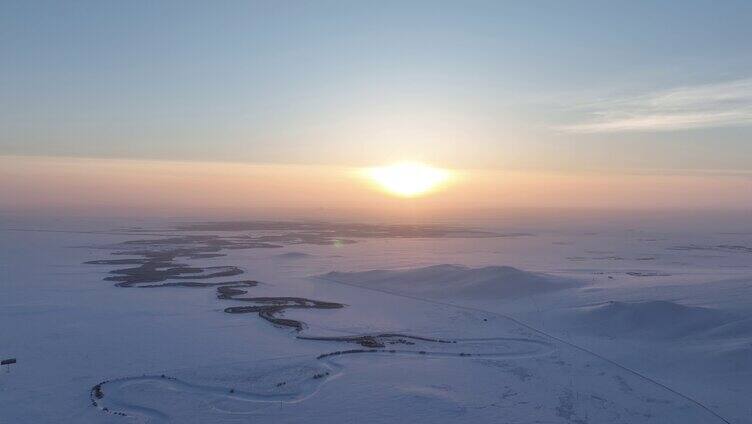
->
[[85, 230, 732, 424], [313, 275, 733, 424]]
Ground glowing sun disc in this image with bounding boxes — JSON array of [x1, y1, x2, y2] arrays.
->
[[366, 162, 450, 197]]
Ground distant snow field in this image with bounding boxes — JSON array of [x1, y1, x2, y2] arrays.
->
[[1, 220, 751, 423]]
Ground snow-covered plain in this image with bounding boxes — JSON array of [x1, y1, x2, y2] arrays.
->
[[1, 218, 751, 423]]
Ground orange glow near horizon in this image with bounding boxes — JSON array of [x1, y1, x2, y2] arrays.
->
[[3, 155, 752, 219]]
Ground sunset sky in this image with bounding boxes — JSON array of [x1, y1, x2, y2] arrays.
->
[[2, 1, 752, 218]]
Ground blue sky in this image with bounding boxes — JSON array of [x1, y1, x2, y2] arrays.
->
[[2, 0, 751, 172]]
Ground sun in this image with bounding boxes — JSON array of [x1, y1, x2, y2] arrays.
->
[[365, 162, 450, 198]]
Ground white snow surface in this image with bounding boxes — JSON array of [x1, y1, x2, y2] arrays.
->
[[562, 300, 738, 339], [1, 217, 751, 423]]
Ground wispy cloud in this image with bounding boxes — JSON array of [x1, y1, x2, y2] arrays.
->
[[559, 78, 752, 133]]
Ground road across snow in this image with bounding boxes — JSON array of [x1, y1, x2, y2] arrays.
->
[[1, 220, 751, 423]]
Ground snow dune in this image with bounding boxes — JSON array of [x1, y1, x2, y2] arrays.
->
[[565, 300, 738, 339], [319, 264, 581, 299]]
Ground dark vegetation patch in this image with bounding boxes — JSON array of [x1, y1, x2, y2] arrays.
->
[[669, 244, 752, 254], [85, 223, 479, 414], [85, 235, 344, 331]]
